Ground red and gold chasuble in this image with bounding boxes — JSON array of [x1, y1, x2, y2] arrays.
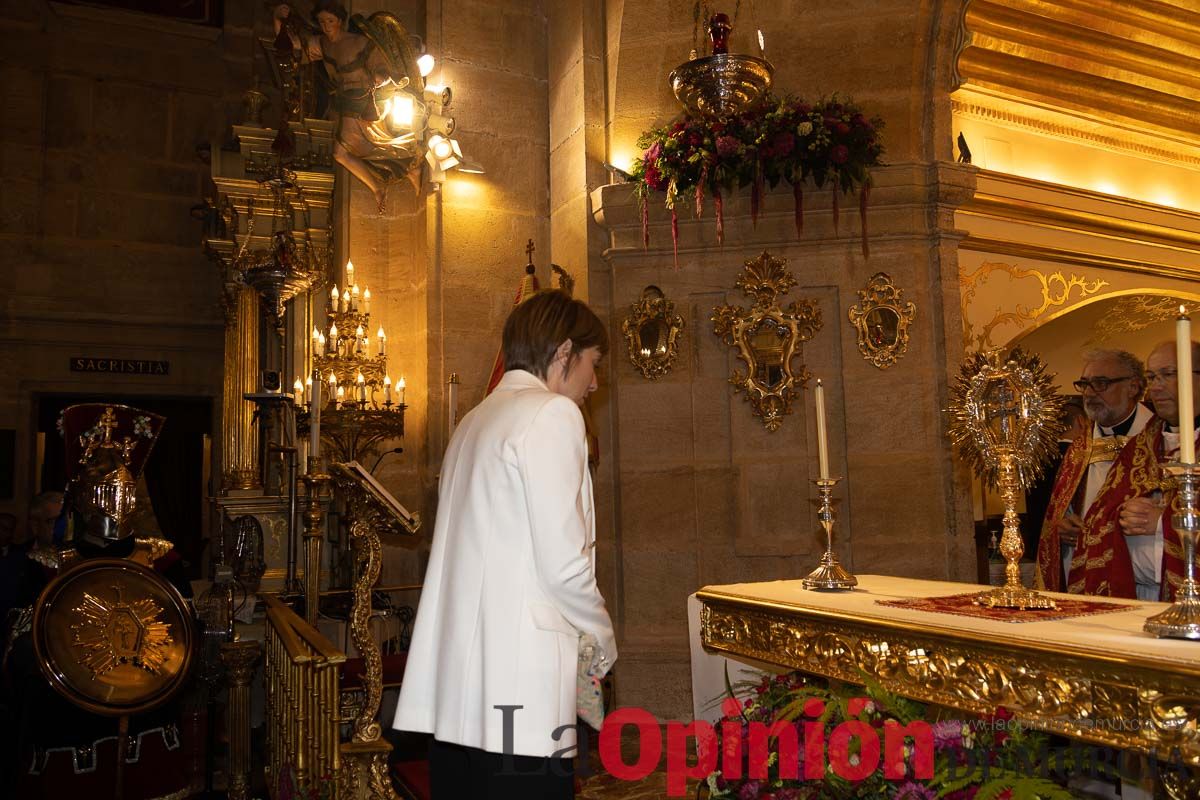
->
[[1034, 435, 1089, 592], [1066, 418, 1187, 600]]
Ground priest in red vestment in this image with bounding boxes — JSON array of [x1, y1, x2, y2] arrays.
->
[[1035, 349, 1151, 592], [1071, 340, 1200, 601]]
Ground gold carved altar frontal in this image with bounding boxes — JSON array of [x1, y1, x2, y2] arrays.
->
[[876, 592, 1135, 623], [697, 577, 1200, 766]]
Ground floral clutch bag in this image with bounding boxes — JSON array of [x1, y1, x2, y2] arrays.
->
[[577, 632, 605, 729]]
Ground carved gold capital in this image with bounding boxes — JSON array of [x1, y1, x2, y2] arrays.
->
[[220, 639, 261, 686]]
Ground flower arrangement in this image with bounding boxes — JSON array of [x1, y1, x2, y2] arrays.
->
[[702, 670, 1075, 799], [630, 95, 884, 267]]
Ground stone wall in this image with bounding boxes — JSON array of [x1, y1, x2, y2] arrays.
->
[[0, 0, 243, 520], [578, 1, 975, 718]]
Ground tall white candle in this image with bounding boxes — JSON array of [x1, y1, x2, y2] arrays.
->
[[378, 326, 386, 356], [363, 287, 371, 315], [1178, 306, 1195, 463], [345, 259, 354, 287], [384, 374, 392, 405], [398, 376, 406, 405], [814, 379, 830, 480], [309, 370, 321, 463]]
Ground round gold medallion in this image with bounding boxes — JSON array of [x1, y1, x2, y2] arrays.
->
[[32, 558, 195, 716]]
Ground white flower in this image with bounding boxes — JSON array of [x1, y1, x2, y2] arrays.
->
[[797, 121, 813, 136]]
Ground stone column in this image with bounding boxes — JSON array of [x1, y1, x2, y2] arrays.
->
[[223, 283, 262, 491], [220, 639, 261, 800]]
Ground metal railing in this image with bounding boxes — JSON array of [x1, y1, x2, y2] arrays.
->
[[264, 594, 346, 798]]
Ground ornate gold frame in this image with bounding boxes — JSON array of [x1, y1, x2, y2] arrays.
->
[[847, 272, 915, 369], [621, 285, 685, 380], [712, 251, 822, 431]]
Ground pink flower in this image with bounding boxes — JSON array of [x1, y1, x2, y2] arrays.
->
[[892, 781, 936, 800], [830, 144, 850, 164], [716, 135, 740, 158]]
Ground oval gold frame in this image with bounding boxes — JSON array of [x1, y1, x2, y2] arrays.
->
[[847, 272, 915, 369], [622, 285, 685, 381]]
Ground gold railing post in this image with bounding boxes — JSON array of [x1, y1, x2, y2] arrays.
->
[[220, 639, 261, 800]]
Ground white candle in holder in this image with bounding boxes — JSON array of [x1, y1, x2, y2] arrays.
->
[[384, 374, 393, 404], [378, 326, 386, 355], [363, 287, 371, 314], [346, 259, 355, 287], [293, 377, 303, 404], [305, 375, 313, 404], [336, 385, 345, 409], [814, 379, 830, 480], [1178, 306, 1195, 464], [398, 376, 406, 405], [351, 284, 359, 312]]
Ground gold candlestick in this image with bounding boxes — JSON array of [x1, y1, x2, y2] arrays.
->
[[1145, 463, 1200, 639], [301, 457, 331, 626], [802, 477, 857, 590]]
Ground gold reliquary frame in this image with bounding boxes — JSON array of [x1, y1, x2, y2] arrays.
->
[[622, 285, 685, 380], [847, 272, 915, 369], [712, 251, 822, 431]]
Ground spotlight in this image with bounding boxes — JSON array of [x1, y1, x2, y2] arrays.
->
[[426, 113, 456, 137], [417, 54, 435, 77], [425, 134, 461, 172], [390, 93, 415, 129]]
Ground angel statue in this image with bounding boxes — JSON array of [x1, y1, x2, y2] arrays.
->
[[273, 1, 425, 211]]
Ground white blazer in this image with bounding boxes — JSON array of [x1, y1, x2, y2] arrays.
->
[[393, 370, 617, 758]]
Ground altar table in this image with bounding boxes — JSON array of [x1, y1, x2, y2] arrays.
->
[[690, 575, 1200, 768]]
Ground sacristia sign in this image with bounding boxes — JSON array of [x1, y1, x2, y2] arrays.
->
[[70, 357, 169, 376]]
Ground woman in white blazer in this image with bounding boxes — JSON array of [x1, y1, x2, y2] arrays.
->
[[394, 290, 617, 798]]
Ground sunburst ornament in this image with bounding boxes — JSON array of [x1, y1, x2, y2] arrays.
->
[[71, 586, 173, 678], [948, 347, 1065, 610], [948, 348, 1064, 490]]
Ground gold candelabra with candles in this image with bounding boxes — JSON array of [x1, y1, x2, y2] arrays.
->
[[948, 348, 1065, 610], [297, 261, 406, 463]]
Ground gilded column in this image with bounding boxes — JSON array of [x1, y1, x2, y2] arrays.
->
[[223, 283, 262, 490], [220, 639, 261, 800]]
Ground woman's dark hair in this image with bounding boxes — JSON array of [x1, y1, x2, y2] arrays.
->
[[502, 290, 608, 380], [312, 0, 349, 24]]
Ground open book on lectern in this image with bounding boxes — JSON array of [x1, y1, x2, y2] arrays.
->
[[334, 461, 422, 535]]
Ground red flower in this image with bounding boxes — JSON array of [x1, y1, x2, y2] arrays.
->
[[830, 144, 850, 164], [770, 132, 795, 158], [644, 164, 665, 190], [835, 122, 851, 136], [716, 135, 740, 158]]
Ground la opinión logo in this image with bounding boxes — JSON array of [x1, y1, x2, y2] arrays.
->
[[597, 698, 934, 797]]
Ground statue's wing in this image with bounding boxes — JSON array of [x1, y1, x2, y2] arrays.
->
[[352, 11, 423, 89]]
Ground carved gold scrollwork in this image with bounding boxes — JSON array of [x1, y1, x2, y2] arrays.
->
[[622, 286, 685, 380], [699, 599, 1200, 767], [959, 261, 1108, 350], [847, 272, 915, 369], [712, 251, 822, 432]]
